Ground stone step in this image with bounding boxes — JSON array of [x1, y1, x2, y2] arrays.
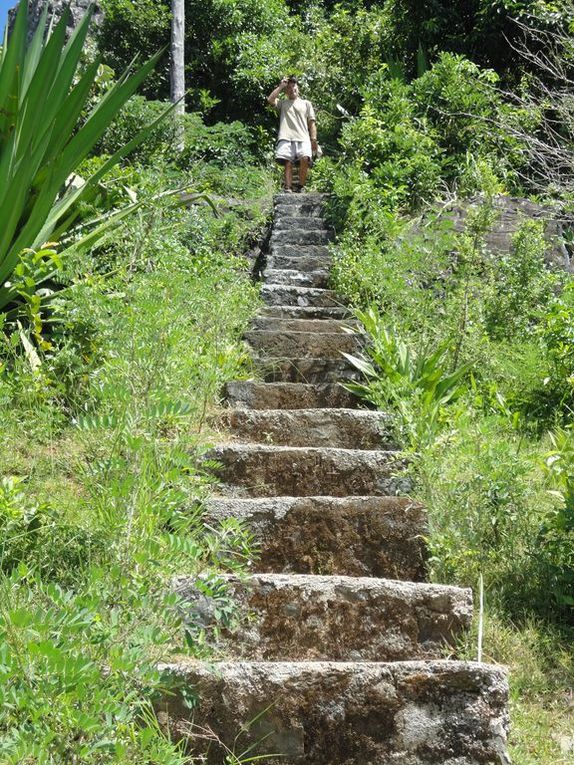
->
[[274, 216, 328, 231], [263, 268, 330, 288], [246, 330, 362, 359], [209, 444, 408, 497], [267, 253, 332, 271], [275, 194, 326, 206], [217, 408, 394, 449], [203, 495, 428, 579], [261, 285, 340, 308], [270, 228, 332, 246], [224, 381, 361, 410], [175, 573, 472, 662], [275, 191, 328, 204], [159, 660, 509, 765], [262, 305, 350, 320], [269, 244, 331, 260], [254, 356, 360, 383], [275, 202, 326, 218], [250, 317, 359, 334]]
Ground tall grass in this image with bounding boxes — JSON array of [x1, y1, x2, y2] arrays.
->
[[323, 177, 574, 760], [0, 137, 272, 759]]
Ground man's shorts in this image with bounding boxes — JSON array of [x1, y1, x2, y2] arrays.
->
[[275, 138, 312, 163]]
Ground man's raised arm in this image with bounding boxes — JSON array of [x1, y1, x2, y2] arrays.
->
[[267, 77, 287, 107]]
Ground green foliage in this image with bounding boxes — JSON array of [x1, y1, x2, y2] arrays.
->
[[423, 414, 547, 611], [95, 96, 178, 161], [0, 477, 100, 582], [345, 308, 470, 448], [326, 145, 574, 633], [0, 102, 271, 759], [299, 4, 398, 133], [538, 283, 574, 415], [340, 92, 443, 210], [98, 0, 171, 98], [366, 0, 573, 74], [541, 427, 574, 608], [0, 571, 194, 764], [483, 220, 558, 340], [185, 0, 305, 121], [412, 53, 528, 186], [0, 1, 170, 319], [97, 96, 259, 167], [332, 53, 528, 213], [98, 0, 303, 121]]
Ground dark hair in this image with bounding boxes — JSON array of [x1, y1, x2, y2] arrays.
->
[[287, 75, 298, 84]]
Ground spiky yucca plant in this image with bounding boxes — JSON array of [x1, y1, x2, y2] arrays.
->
[[0, 1, 169, 312]]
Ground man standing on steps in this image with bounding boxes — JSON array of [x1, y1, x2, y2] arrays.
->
[[267, 75, 318, 193]]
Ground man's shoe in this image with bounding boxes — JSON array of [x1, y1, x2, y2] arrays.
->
[[283, 187, 294, 193]]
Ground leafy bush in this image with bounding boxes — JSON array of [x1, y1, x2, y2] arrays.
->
[[412, 53, 527, 189], [95, 96, 177, 162], [323, 52, 528, 220], [177, 116, 258, 166], [360, 0, 572, 74], [541, 427, 574, 613], [423, 414, 553, 616], [0, 573, 189, 764], [340, 91, 443, 210], [0, 478, 101, 582], [483, 220, 560, 340], [98, 0, 171, 98], [98, 0, 302, 122], [98, 98, 258, 167]]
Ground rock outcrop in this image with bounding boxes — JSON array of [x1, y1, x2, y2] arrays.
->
[[8, 0, 102, 40], [441, 194, 571, 271]]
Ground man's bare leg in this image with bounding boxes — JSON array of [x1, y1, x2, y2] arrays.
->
[[298, 156, 309, 190], [284, 161, 293, 191]]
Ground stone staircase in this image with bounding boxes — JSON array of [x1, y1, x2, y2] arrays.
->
[[161, 193, 510, 764]]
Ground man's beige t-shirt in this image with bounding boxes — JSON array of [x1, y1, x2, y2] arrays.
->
[[276, 97, 316, 141]]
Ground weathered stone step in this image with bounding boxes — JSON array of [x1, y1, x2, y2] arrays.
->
[[274, 216, 328, 231], [261, 285, 340, 308], [262, 305, 350, 320], [263, 268, 329, 288], [250, 317, 358, 334], [209, 444, 407, 497], [159, 660, 509, 765], [246, 330, 362, 359], [269, 244, 331, 260], [254, 356, 359, 383], [224, 381, 361, 410], [275, 191, 328, 204], [275, 202, 325, 218], [267, 253, 331, 271], [270, 228, 332, 246], [175, 573, 472, 661], [218, 408, 393, 449], [204, 495, 427, 579]]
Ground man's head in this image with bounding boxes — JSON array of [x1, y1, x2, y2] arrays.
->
[[285, 74, 299, 100]]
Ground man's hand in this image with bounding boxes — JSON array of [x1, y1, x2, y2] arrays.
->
[[268, 78, 288, 106]]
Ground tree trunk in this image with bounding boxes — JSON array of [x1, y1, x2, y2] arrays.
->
[[170, 0, 185, 152]]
